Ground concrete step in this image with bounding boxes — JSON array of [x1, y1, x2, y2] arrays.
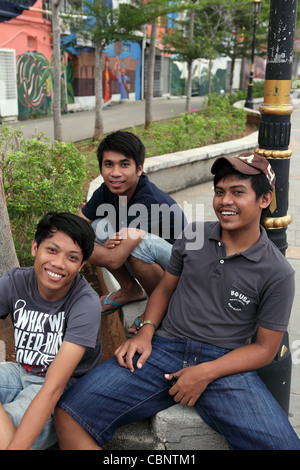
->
[[102, 406, 229, 451], [152, 405, 228, 450], [103, 419, 165, 450]]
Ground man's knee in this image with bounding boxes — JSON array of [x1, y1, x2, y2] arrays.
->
[[54, 406, 101, 450], [54, 406, 79, 449], [91, 218, 115, 245], [54, 406, 70, 436], [130, 235, 172, 270]]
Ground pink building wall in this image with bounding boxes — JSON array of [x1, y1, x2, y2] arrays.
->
[[0, 0, 52, 61]]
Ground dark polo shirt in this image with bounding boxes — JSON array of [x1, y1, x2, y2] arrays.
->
[[157, 221, 295, 350]]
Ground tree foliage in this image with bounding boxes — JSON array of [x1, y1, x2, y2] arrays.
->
[[0, 125, 88, 266], [162, 0, 272, 97]]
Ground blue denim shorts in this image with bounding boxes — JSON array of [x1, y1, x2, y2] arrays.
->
[[91, 217, 172, 269], [57, 336, 300, 450], [0, 362, 57, 449]]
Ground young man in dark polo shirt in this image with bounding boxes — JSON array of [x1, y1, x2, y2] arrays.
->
[[77, 131, 185, 315], [55, 152, 300, 450]]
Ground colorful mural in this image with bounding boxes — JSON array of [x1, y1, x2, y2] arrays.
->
[[103, 40, 142, 102], [171, 58, 227, 97], [102, 55, 117, 103], [1, 0, 143, 119], [0, 0, 54, 120], [62, 37, 142, 105], [17, 52, 51, 120], [16, 51, 68, 120]]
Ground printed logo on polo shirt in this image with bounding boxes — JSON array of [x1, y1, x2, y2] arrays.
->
[[228, 289, 251, 311]]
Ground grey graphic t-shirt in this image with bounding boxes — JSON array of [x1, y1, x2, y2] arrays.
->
[[0, 267, 101, 383]]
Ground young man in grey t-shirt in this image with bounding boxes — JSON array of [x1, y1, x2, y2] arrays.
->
[[0, 212, 101, 450], [55, 153, 300, 450]]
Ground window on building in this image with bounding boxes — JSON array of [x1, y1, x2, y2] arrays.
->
[[27, 36, 37, 50]]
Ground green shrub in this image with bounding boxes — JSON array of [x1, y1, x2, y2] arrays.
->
[[227, 80, 265, 103], [0, 126, 88, 266]]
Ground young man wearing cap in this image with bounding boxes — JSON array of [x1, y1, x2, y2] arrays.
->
[[55, 153, 300, 450]]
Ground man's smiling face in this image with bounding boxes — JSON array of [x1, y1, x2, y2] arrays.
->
[[31, 230, 85, 301], [101, 150, 143, 201], [213, 174, 264, 234]]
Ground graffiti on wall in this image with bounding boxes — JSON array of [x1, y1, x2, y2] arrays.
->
[[16, 42, 142, 119], [171, 59, 227, 97], [61, 34, 142, 104], [17, 51, 51, 120], [16, 51, 68, 120]]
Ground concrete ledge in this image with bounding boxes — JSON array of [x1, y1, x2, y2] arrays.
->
[[234, 98, 262, 127], [151, 405, 228, 450], [234, 97, 262, 113], [103, 419, 165, 450], [67, 103, 84, 113], [0, 340, 5, 362]]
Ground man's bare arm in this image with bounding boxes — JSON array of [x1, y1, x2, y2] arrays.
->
[[6, 341, 86, 450], [77, 209, 146, 269], [115, 271, 179, 371]]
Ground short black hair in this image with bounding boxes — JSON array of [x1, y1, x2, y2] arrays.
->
[[213, 163, 273, 222], [97, 131, 145, 172], [34, 212, 95, 262]]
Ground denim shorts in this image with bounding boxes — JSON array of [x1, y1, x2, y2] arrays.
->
[[0, 362, 57, 449], [91, 218, 172, 270], [57, 336, 300, 450]]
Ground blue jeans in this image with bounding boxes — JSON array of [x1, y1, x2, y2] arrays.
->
[[57, 336, 300, 450], [0, 362, 57, 449], [91, 218, 172, 270]]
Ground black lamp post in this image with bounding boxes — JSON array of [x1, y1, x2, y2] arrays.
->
[[254, 0, 298, 416], [244, 0, 262, 109]]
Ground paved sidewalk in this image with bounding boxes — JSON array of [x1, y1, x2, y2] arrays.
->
[[286, 107, 300, 435], [3, 96, 205, 143]]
